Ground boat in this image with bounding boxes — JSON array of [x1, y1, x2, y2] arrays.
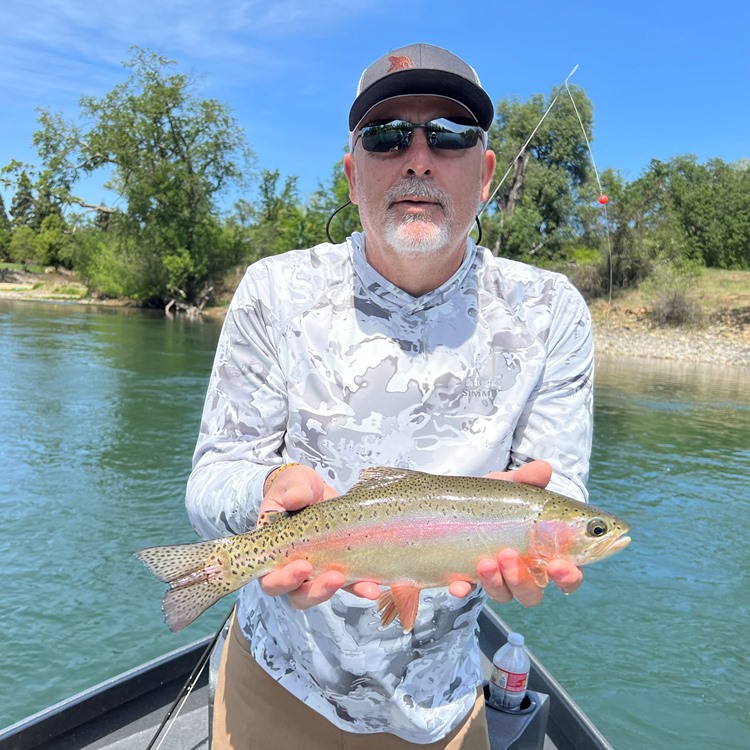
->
[[0, 606, 614, 750]]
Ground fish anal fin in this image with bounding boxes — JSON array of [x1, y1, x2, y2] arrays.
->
[[377, 584, 422, 633], [525, 557, 549, 587]]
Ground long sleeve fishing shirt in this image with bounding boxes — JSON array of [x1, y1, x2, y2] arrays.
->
[[185, 232, 594, 743]]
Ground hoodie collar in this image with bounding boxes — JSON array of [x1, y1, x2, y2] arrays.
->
[[348, 232, 478, 315]]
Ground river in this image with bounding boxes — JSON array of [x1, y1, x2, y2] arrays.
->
[[1, 298, 748, 749]]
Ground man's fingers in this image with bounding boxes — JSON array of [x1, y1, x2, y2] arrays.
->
[[345, 580, 382, 600], [263, 465, 334, 512], [507, 460, 552, 488], [259, 560, 313, 597], [484, 459, 552, 488], [547, 559, 583, 595], [497, 550, 545, 607], [448, 580, 475, 598], [477, 558, 513, 604], [286, 570, 347, 609]]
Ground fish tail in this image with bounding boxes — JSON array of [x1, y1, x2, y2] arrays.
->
[[136, 539, 239, 632]]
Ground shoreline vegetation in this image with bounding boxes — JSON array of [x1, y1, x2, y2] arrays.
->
[[2, 267, 749, 369]]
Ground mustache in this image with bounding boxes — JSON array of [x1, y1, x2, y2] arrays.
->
[[385, 179, 448, 207]]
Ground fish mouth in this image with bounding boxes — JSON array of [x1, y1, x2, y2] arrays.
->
[[597, 534, 631, 559], [611, 535, 631, 552]]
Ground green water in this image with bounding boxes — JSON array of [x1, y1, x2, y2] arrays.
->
[[1, 299, 749, 749]]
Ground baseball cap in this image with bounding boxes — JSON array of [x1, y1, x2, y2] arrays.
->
[[349, 43, 494, 132]]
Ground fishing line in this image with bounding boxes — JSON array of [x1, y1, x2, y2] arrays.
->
[[146, 605, 234, 750], [478, 65, 580, 218], [564, 75, 613, 302], [478, 63, 613, 301]]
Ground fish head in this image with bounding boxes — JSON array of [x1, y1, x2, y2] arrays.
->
[[530, 496, 631, 567]]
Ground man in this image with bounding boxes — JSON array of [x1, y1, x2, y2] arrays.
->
[[187, 43, 593, 749]]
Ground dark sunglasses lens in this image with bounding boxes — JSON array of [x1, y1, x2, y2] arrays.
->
[[427, 119, 481, 150], [360, 122, 411, 152], [359, 119, 481, 152]]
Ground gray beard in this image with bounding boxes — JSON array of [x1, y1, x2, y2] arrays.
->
[[382, 213, 451, 257], [381, 179, 453, 257]]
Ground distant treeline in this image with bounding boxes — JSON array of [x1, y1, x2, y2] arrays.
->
[[1, 47, 748, 310]]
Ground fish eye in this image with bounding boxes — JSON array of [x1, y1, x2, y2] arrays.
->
[[587, 518, 608, 537]]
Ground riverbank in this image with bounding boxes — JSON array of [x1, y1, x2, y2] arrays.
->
[[590, 301, 750, 367], [588, 268, 750, 367], [3, 268, 750, 367]]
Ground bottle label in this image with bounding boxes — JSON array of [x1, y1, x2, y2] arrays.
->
[[491, 666, 528, 693]]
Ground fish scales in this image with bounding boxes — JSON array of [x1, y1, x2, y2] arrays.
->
[[136, 467, 631, 632]]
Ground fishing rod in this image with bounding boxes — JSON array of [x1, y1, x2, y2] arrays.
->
[[145, 605, 234, 750]]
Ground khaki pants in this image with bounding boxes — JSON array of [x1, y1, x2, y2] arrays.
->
[[212, 613, 490, 750]]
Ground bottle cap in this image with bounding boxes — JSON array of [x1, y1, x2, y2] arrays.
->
[[508, 632, 525, 646]]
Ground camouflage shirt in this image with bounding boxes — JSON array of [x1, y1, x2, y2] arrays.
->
[[186, 232, 593, 743]]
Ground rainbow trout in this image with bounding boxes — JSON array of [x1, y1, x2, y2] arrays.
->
[[137, 467, 631, 632]]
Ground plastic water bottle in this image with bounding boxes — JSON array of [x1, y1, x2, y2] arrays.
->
[[489, 632, 530, 711]]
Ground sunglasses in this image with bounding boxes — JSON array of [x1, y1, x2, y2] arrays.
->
[[355, 117, 487, 153]]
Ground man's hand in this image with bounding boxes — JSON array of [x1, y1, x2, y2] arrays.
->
[[258, 464, 381, 608], [447, 460, 584, 606]]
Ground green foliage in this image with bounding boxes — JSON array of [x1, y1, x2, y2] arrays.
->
[[599, 156, 750, 295], [305, 156, 362, 245], [483, 85, 595, 260], [34, 214, 73, 267], [0, 193, 10, 260], [3, 62, 749, 307], [9, 171, 35, 229], [8, 226, 45, 269], [29, 46, 254, 307]]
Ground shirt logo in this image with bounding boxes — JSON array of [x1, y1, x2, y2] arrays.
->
[[387, 55, 413, 73]]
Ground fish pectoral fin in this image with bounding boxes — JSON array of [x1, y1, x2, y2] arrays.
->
[[524, 558, 549, 588], [377, 585, 422, 633]]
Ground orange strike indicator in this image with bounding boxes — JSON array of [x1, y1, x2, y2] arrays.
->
[[598, 194, 609, 205]]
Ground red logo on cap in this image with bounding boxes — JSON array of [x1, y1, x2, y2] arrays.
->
[[387, 55, 413, 73]]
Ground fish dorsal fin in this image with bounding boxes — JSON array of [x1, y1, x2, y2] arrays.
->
[[349, 466, 422, 494], [377, 584, 422, 633]]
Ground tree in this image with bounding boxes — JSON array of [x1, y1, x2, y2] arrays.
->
[[8, 226, 44, 269], [482, 85, 596, 261], [305, 156, 362, 246], [0, 193, 10, 260], [608, 156, 750, 279], [249, 170, 308, 258], [667, 156, 750, 269], [32, 46, 254, 307], [9, 171, 35, 229]]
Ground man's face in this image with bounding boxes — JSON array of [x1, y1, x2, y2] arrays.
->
[[344, 96, 495, 259]]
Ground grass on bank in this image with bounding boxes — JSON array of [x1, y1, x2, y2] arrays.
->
[[587, 267, 750, 335]]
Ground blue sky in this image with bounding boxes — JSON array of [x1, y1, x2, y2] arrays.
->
[[1, 0, 748, 212]]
